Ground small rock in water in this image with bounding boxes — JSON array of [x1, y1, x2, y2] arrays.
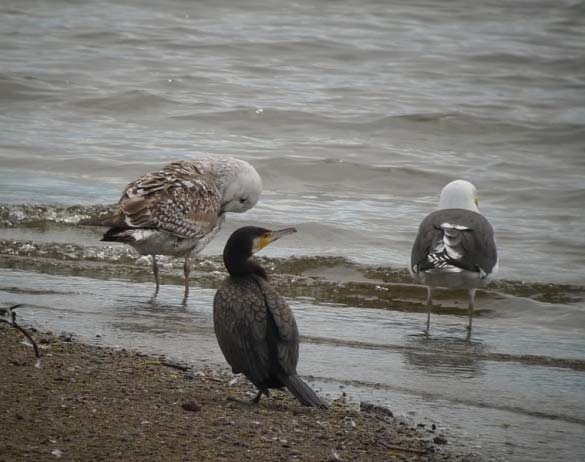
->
[[181, 401, 201, 412], [51, 449, 63, 458], [135, 255, 152, 266], [59, 332, 73, 342]]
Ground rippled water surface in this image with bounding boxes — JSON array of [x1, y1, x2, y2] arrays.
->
[[1, 1, 584, 461]]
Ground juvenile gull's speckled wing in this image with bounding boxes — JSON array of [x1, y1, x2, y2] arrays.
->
[[117, 160, 221, 238], [213, 275, 299, 389], [411, 208, 497, 277]]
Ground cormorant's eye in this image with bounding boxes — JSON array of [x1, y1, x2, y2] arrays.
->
[[239, 198, 247, 204]]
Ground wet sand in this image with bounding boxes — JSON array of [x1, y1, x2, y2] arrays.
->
[[0, 325, 480, 462]]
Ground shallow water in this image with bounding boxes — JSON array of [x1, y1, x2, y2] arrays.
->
[[1, 0, 585, 461], [2, 268, 585, 462]]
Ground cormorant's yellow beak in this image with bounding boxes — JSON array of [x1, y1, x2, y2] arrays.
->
[[474, 197, 479, 208], [255, 227, 297, 253]]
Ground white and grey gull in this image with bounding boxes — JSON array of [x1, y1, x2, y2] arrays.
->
[[409, 180, 498, 338], [81, 157, 262, 300]]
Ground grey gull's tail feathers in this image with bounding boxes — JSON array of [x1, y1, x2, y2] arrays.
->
[[280, 373, 328, 409]]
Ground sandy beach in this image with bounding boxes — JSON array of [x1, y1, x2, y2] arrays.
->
[[0, 324, 481, 462]]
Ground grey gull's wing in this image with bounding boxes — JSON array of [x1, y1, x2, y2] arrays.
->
[[411, 209, 497, 277]]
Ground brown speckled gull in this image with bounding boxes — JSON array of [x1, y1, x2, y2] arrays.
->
[[81, 157, 262, 300]]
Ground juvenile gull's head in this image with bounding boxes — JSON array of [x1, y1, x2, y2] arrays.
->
[[438, 179, 479, 212], [198, 157, 262, 214]]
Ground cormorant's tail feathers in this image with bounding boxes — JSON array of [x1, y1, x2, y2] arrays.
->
[[280, 374, 328, 409]]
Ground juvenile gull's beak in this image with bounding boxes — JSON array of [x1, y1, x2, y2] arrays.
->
[[255, 227, 297, 253]]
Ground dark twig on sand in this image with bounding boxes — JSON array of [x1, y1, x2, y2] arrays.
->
[[378, 440, 428, 455], [0, 304, 41, 367], [160, 360, 190, 372]]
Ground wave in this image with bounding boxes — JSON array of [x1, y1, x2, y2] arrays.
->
[[308, 373, 585, 426], [304, 334, 585, 373], [169, 106, 566, 138], [169, 107, 457, 128], [1, 209, 584, 308], [1, 203, 584, 317], [3, 236, 583, 308], [0, 203, 116, 227], [0, 74, 54, 102], [68, 89, 187, 112]]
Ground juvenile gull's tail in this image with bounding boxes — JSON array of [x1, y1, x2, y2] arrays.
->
[[78, 214, 122, 228]]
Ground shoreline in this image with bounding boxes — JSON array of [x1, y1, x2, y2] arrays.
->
[[1, 325, 480, 462]]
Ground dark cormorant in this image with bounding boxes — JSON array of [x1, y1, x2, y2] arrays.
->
[[213, 226, 327, 408]]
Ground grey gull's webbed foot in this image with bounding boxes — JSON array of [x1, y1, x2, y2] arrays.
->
[[424, 286, 433, 337], [465, 288, 476, 341]]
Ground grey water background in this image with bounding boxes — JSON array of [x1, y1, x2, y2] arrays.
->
[[1, 0, 585, 461]]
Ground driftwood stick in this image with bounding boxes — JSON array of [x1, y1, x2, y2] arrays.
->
[[378, 440, 428, 455], [0, 304, 41, 366], [160, 360, 190, 372]]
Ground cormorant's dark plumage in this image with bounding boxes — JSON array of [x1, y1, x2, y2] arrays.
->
[[213, 226, 327, 408]]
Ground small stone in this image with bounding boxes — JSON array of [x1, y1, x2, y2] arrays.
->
[[359, 402, 393, 418], [135, 256, 152, 266], [181, 401, 201, 412], [433, 436, 448, 445], [329, 450, 342, 461]]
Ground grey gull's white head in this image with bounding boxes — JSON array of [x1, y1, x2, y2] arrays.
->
[[439, 179, 479, 212]]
